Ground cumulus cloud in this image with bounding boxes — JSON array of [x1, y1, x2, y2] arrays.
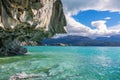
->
[[62, 0, 120, 15], [66, 15, 91, 34], [104, 17, 111, 20], [57, 0, 120, 38], [64, 15, 120, 38], [108, 24, 120, 30], [61, 15, 120, 38], [91, 20, 107, 31], [90, 20, 120, 37]]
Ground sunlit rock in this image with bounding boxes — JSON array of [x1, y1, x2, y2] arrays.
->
[[0, 0, 66, 56]]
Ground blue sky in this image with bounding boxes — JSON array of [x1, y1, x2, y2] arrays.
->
[[54, 0, 120, 38], [72, 10, 120, 29]]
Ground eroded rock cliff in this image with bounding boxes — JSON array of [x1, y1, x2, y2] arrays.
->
[[0, 0, 66, 56]]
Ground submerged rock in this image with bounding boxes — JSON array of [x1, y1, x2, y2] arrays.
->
[[9, 65, 60, 80], [9, 72, 28, 80], [0, 0, 66, 56], [9, 72, 47, 80]]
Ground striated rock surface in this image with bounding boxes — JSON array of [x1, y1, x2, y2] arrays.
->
[[0, 0, 66, 56]]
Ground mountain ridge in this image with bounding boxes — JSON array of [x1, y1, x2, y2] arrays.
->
[[42, 35, 120, 46]]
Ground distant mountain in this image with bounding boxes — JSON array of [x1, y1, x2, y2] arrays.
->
[[41, 35, 120, 46], [95, 35, 120, 42], [42, 35, 93, 46]]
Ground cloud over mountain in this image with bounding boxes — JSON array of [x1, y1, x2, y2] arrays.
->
[[60, 0, 120, 38]]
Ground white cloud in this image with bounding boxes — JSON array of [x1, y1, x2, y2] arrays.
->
[[62, 0, 120, 15], [53, 14, 120, 38], [108, 24, 120, 30], [90, 20, 120, 37], [104, 17, 111, 20], [65, 15, 93, 36], [58, 0, 120, 38], [61, 15, 120, 38], [91, 20, 107, 31]]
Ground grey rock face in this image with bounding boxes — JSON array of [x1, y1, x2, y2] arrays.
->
[[0, 0, 66, 56]]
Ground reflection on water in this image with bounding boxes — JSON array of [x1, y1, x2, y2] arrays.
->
[[0, 46, 120, 80]]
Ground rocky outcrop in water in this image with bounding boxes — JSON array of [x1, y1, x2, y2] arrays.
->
[[9, 64, 59, 80], [0, 0, 66, 56], [9, 72, 46, 80]]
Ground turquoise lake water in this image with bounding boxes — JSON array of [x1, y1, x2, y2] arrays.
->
[[0, 46, 120, 80]]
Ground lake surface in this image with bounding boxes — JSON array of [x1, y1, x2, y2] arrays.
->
[[0, 46, 120, 80]]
